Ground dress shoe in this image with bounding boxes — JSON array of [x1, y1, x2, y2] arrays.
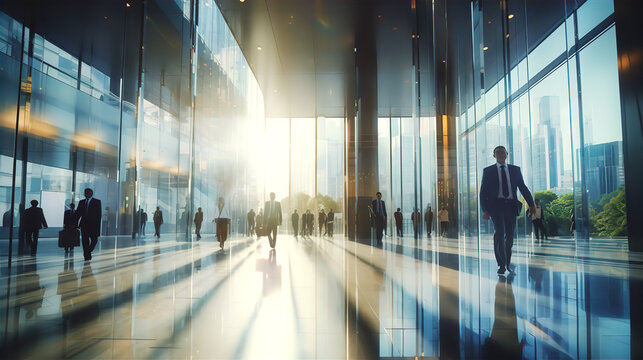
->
[[497, 266, 506, 275]]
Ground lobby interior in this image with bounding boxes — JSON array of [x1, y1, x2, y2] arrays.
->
[[1, 0, 642, 359]]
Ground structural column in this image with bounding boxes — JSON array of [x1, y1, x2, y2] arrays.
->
[[347, 0, 379, 242]]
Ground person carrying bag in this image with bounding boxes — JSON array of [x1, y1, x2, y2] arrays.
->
[[59, 203, 80, 253]]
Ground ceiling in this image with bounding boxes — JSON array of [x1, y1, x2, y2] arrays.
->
[[215, 0, 423, 118]]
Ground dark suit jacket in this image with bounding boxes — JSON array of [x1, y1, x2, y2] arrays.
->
[[424, 210, 433, 224], [153, 210, 163, 224], [77, 198, 102, 236], [371, 199, 387, 219], [264, 201, 282, 225], [23, 206, 48, 231], [327, 212, 334, 222], [394, 211, 403, 227], [194, 211, 203, 224], [291, 213, 299, 225], [480, 164, 534, 214]]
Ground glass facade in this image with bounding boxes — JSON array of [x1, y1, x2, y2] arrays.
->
[[456, 0, 626, 242], [0, 0, 264, 251]]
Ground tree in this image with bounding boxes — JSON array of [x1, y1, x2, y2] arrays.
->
[[591, 187, 627, 237]]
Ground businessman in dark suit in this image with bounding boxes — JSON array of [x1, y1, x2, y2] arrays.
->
[[22, 200, 48, 256], [371, 192, 387, 245], [480, 146, 534, 275], [77, 188, 102, 261], [264, 192, 282, 248]]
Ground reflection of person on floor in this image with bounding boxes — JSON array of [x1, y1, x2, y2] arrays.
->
[[264, 192, 282, 248], [213, 197, 231, 249], [255, 249, 282, 295], [15, 259, 45, 320], [326, 209, 335, 237], [291, 210, 299, 236], [153, 206, 163, 238], [194, 207, 204, 239], [73, 262, 99, 325], [77, 188, 102, 261], [483, 276, 524, 359], [57, 256, 78, 354], [22, 199, 48, 256]]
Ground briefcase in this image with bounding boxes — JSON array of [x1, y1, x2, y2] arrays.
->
[[255, 224, 268, 237], [58, 229, 81, 248]]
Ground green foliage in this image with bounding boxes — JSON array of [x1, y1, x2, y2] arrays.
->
[[545, 193, 574, 236], [591, 187, 627, 237], [534, 190, 558, 205], [280, 192, 342, 214]]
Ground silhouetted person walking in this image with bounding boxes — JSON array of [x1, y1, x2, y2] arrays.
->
[[23, 200, 48, 256], [213, 197, 231, 249], [371, 192, 387, 245], [63, 203, 78, 254], [153, 207, 163, 238], [301, 210, 310, 236], [411, 208, 421, 238], [425, 206, 433, 237], [318, 209, 327, 236], [438, 205, 449, 237], [529, 199, 547, 243], [394, 208, 403, 237], [291, 210, 299, 236], [480, 145, 534, 275], [327, 209, 335, 237], [77, 188, 102, 261], [247, 209, 256, 236], [264, 192, 282, 248], [141, 209, 147, 235], [194, 207, 204, 239]]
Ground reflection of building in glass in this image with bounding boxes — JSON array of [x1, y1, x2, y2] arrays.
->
[[532, 96, 571, 192], [583, 141, 624, 202]]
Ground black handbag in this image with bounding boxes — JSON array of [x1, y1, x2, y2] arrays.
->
[[58, 228, 81, 248]]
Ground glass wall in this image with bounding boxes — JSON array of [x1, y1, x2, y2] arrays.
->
[[456, 0, 626, 242], [0, 0, 264, 256]]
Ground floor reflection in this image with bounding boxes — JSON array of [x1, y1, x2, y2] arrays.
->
[[0, 233, 637, 359]]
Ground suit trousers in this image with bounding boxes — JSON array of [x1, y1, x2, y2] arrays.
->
[[81, 231, 99, 260], [532, 219, 547, 240], [375, 216, 385, 243], [266, 219, 278, 247], [25, 229, 39, 255], [327, 223, 333, 236], [292, 223, 298, 236], [195, 222, 202, 237], [396, 225, 402, 237], [490, 200, 517, 269], [154, 222, 161, 237], [426, 221, 432, 236]]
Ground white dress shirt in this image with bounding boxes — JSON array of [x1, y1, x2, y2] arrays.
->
[[496, 162, 513, 199], [213, 205, 230, 220]]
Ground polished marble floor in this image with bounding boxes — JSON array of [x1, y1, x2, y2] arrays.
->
[[0, 232, 639, 359]]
